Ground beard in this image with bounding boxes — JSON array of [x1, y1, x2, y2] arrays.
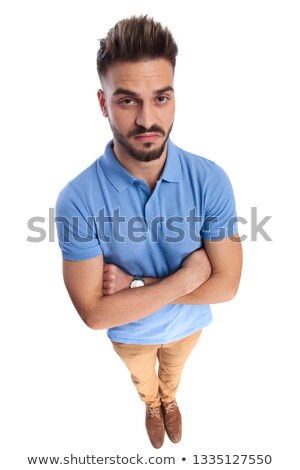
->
[[110, 122, 173, 162]]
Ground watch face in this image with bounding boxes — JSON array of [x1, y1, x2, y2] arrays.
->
[[130, 279, 145, 288]]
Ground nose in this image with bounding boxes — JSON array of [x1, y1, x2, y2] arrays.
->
[[135, 103, 156, 130]]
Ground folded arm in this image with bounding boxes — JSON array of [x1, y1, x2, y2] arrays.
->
[[103, 235, 242, 304], [62, 248, 210, 330], [175, 235, 242, 304]]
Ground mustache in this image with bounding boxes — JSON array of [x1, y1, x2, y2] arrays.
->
[[127, 125, 165, 138]]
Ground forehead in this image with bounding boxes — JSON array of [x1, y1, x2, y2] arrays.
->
[[102, 59, 174, 95]]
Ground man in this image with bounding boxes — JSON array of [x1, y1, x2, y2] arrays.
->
[[56, 15, 242, 449]]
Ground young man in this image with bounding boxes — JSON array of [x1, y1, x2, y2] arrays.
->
[[56, 16, 242, 449]]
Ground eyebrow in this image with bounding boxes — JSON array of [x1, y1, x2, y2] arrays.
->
[[112, 86, 174, 98]]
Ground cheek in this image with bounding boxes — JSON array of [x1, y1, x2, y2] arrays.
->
[[110, 107, 136, 125], [164, 108, 175, 126], [164, 101, 175, 117]]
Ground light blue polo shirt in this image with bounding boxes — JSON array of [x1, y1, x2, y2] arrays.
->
[[56, 139, 238, 344]]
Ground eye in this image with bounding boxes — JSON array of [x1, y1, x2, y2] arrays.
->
[[156, 95, 169, 104], [119, 98, 137, 106]]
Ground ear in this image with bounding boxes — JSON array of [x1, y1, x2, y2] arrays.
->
[[97, 89, 108, 117]]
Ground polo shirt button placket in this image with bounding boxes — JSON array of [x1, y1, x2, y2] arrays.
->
[[145, 182, 163, 244]]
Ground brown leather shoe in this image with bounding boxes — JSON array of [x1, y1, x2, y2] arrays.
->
[[162, 399, 182, 443], [145, 405, 165, 449]]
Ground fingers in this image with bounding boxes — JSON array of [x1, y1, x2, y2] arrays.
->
[[103, 264, 117, 281], [103, 283, 117, 296], [102, 287, 111, 296], [103, 264, 118, 295], [103, 273, 115, 281], [102, 263, 130, 295], [103, 263, 114, 272], [103, 264, 119, 275]]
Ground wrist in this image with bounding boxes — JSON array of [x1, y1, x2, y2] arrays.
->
[[170, 268, 192, 297], [129, 275, 145, 288], [178, 265, 204, 295]]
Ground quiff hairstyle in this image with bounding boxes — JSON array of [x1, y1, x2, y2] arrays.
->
[[97, 15, 178, 81]]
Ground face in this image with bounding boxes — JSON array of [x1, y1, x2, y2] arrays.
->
[[97, 59, 175, 163]]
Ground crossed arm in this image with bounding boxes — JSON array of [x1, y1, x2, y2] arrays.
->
[[63, 235, 242, 330]]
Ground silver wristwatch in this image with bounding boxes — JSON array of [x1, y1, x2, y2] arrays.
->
[[129, 275, 145, 288]]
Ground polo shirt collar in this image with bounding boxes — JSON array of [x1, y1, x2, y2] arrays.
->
[[99, 141, 137, 192], [160, 139, 182, 183], [99, 138, 182, 192]]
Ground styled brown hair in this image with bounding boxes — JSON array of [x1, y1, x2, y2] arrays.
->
[[97, 15, 178, 80]]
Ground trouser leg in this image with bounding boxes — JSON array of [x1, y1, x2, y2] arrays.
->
[[111, 342, 161, 407], [157, 330, 202, 404]]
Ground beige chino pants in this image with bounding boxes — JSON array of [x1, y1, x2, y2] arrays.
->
[[111, 330, 201, 408]]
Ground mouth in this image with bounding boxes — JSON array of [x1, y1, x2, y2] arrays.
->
[[133, 133, 162, 143]]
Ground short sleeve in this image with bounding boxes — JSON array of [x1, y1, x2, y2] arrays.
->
[[201, 163, 238, 240], [55, 183, 103, 260]]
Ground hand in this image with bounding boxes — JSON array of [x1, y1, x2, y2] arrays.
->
[[181, 248, 212, 292], [102, 264, 132, 296]]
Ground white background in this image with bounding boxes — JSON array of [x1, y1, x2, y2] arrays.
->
[[1, 1, 299, 468]]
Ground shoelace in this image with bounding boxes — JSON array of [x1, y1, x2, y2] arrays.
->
[[163, 401, 178, 414], [147, 406, 161, 418]]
